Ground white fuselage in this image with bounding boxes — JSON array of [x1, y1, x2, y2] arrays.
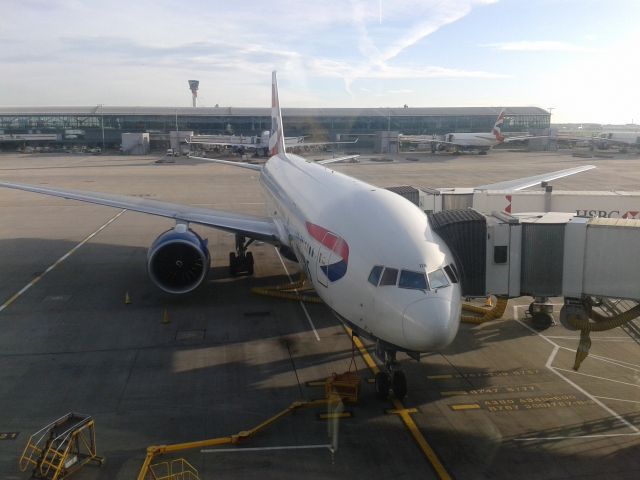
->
[[259, 152, 462, 352], [444, 132, 497, 149], [595, 132, 640, 148]]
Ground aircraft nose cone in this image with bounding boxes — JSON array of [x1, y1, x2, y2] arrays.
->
[[402, 297, 461, 352]]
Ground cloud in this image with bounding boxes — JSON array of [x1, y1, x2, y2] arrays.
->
[[483, 41, 600, 53], [0, 0, 507, 105]]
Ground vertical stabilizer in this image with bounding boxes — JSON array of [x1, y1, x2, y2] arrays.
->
[[269, 71, 286, 156], [492, 109, 506, 142]]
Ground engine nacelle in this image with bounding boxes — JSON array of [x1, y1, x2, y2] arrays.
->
[[147, 225, 210, 294]]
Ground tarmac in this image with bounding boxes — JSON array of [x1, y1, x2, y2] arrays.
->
[[0, 148, 639, 479]]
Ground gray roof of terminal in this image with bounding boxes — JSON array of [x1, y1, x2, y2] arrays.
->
[[0, 106, 549, 117]]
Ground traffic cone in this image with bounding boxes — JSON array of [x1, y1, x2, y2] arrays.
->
[[124, 291, 132, 304], [161, 307, 170, 324], [484, 296, 493, 307]]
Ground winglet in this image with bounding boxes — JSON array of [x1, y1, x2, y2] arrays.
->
[[269, 71, 286, 156], [492, 109, 506, 143]]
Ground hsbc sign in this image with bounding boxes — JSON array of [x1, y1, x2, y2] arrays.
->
[[575, 210, 640, 219]]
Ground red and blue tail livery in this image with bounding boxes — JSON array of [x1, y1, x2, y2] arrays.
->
[[306, 222, 349, 282]]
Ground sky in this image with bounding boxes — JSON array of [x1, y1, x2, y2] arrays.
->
[[1, 0, 639, 124]]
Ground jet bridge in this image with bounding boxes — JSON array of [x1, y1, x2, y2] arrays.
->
[[429, 209, 640, 368], [429, 209, 640, 321]]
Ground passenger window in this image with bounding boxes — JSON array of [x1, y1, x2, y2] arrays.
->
[[399, 270, 428, 290], [368, 265, 383, 286], [428, 269, 450, 289], [444, 264, 458, 283], [379, 267, 399, 286]]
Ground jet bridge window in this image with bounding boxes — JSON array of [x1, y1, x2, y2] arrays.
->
[[428, 269, 450, 289], [399, 270, 428, 290], [368, 265, 383, 286], [379, 267, 399, 286]]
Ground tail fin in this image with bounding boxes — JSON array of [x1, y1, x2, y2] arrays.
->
[[269, 71, 286, 156], [492, 109, 506, 142]]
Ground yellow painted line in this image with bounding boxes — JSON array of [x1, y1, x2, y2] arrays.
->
[[343, 327, 452, 480], [385, 408, 418, 415], [317, 412, 352, 420], [0, 210, 127, 314], [450, 404, 481, 411], [440, 391, 469, 396], [427, 374, 453, 380]]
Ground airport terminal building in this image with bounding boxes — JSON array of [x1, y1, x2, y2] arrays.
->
[[0, 106, 550, 151]]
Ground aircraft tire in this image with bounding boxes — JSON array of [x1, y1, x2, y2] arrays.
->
[[246, 252, 254, 275], [229, 252, 238, 276], [532, 312, 553, 331], [392, 371, 407, 400], [375, 372, 391, 400]]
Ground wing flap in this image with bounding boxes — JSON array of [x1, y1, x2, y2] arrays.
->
[[0, 180, 280, 242]]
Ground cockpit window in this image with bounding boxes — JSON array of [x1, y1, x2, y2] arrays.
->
[[379, 267, 399, 286], [368, 265, 383, 286], [428, 268, 450, 289], [399, 270, 428, 290], [444, 264, 458, 283]]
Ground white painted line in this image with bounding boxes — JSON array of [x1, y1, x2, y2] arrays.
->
[[588, 354, 640, 370], [552, 367, 640, 389], [202, 443, 331, 453], [513, 305, 640, 436], [275, 247, 320, 342], [515, 433, 640, 441], [593, 395, 640, 404], [0, 209, 127, 314], [546, 336, 635, 341]]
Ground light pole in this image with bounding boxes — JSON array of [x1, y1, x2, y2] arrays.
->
[[99, 104, 105, 151], [547, 107, 554, 151]]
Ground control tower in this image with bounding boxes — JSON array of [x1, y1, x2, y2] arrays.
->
[[188, 80, 199, 108]]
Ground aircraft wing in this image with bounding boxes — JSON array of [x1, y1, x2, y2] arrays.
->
[[187, 154, 262, 171], [502, 135, 550, 142], [474, 165, 596, 191], [317, 155, 360, 165], [0, 180, 280, 242], [289, 138, 359, 148], [188, 140, 243, 147]]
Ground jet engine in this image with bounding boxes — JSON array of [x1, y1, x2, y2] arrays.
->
[[147, 225, 210, 294]]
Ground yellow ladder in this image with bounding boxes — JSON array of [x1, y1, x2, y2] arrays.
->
[[19, 412, 105, 479], [146, 458, 200, 480]]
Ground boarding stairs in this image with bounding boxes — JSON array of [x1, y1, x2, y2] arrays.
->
[[19, 412, 104, 480], [598, 298, 640, 346]]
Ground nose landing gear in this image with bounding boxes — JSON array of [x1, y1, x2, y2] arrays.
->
[[374, 345, 408, 401]]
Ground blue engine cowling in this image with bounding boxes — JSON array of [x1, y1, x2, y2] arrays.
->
[[147, 226, 210, 294]]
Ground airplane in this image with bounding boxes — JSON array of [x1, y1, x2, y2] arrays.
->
[[401, 109, 548, 155], [590, 131, 640, 152], [188, 131, 358, 157], [0, 73, 593, 400]]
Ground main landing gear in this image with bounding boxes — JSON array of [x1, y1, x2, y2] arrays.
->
[[374, 343, 408, 401], [528, 296, 555, 331], [229, 235, 254, 276]]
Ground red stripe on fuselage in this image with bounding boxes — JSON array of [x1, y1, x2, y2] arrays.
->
[[306, 222, 349, 262]]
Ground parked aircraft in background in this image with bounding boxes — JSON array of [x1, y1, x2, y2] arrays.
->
[[188, 131, 358, 157], [0, 73, 592, 400], [591, 131, 640, 152], [401, 109, 548, 154]]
